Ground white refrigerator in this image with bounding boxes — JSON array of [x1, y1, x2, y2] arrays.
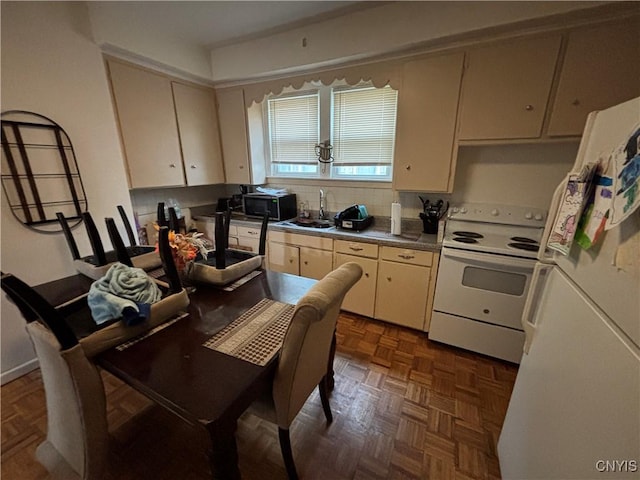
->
[[498, 97, 640, 479]]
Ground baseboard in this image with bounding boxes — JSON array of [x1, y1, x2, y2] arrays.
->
[[1, 358, 39, 385]]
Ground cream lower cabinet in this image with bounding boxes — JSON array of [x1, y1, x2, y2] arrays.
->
[[334, 240, 379, 318], [268, 231, 333, 280], [374, 247, 434, 331], [268, 241, 299, 275], [235, 225, 262, 253]]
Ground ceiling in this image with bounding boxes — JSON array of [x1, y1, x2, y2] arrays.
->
[[90, 1, 372, 49]]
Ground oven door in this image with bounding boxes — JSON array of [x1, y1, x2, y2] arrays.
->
[[433, 247, 534, 330]]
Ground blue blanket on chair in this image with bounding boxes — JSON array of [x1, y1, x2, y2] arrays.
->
[[88, 263, 162, 325]]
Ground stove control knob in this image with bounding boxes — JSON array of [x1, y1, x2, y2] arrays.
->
[[525, 212, 533, 220], [534, 213, 544, 221], [491, 209, 499, 216], [460, 207, 468, 214]]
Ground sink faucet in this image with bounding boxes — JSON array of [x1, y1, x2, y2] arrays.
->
[[319, 189, 326, 219]]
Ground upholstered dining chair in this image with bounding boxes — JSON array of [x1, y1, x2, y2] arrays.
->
[[0, 227, 187, 479], [248, 262, 363, 480]]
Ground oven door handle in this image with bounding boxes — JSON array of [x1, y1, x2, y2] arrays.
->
[[441, 247, 535, 271]]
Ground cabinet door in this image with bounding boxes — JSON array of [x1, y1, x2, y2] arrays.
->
[[172, 82, 225, 185], [108, 60, 185, 188], [236, 226, 262, 253], [548, 18, 640, 137], [299, 247, 333, 280], [334, 253, 378, 318], [216, 88, 251, 184], [268, 242, 299, 275], [458, 35, 561, 140], [375, 260, 430, 330], [393, 52, 464, 192]]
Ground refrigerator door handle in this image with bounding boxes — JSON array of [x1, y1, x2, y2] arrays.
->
[[537, 179, 566, 264], [521, 263, 553, 353]]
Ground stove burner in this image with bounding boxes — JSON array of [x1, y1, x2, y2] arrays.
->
[[511, 236, 538, 244], [453, 237, 479, 244], [508, 242, 539, 252], [452, 231, 484, 239]]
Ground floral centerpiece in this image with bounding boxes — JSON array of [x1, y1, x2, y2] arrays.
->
[[154, 225, 209, 274]]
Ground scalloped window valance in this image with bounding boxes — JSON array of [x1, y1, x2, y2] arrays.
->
[[232, 58, 404, 107]]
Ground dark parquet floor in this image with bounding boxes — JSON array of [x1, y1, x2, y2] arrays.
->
[[1, 312, 518, 479]]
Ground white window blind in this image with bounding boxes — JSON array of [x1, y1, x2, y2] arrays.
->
[[332, 85, 398, 166], [268, 93, 319, 164]]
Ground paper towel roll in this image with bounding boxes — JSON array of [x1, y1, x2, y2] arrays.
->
[[391, 202, 402, 235]]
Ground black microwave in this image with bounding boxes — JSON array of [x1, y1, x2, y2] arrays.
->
[[243, 193, 297, 221]]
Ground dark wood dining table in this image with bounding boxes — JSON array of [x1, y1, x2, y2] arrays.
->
[[35, 270, 317, 480]]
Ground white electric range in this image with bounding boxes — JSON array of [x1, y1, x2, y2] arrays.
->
[[430, 203, 547, 363]]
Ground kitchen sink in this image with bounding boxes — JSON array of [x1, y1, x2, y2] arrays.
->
[[282, 219, 334, 229]]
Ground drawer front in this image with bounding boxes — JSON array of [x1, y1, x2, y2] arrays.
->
[[268, 230, 333, 250], [236, 225, 261, 238], [334, 240, 378, 258], [380, 246, 432, 266]]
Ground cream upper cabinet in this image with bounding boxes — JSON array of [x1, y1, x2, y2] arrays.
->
[[216, 88, 251, 185], [172, 82, 225, 185], [108, 59, 185, 188], [393, 52, 464, 192], [547, 18, 640, 137], [458, 35, 562, 140]]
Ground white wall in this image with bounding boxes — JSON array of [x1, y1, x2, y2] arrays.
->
[[209, 1, 606, 82], [452, 143, 579, 209], [86, 1, 213, 81], [1, 2, 133, 383]]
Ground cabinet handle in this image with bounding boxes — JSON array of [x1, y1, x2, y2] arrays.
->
[[386, 276, 392, 282], [349, 246, 363, 251], [525, 104, 534, 111], [571, 99, 580, 106], [289, 259, 294, 263], [303, 261, 308, 265], [405, 164, 411, 171], [169, 163, 176, 168], [190, 165, 196, 169], [398, 254, 414, 260], [239, 165, 244, 169], [248, 230, 258, 235], [364, 272, 369, 278]]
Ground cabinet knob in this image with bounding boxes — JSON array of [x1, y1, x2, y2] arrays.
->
[[525, 105, 534, 111], [289, 259, 294, 263], [190, 165, 196, 169], [571, 99, 581, 106], [405, 164, 411, 171], [239, 165, 244, 169], [364, 272, 369, 278], [303, 261, 308, 265], [386, 276, 392, 282], [169, 163, 176, 168]]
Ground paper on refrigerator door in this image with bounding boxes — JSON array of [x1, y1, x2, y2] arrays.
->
[[606, 124, 640, 229]]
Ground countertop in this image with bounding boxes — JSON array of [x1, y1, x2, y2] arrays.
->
[[194, 213, 441, 252]]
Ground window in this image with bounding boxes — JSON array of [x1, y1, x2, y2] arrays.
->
[[267, 92, 319, 176], [265, 82, 398, 181]]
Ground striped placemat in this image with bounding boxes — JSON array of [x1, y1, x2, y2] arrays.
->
[[202, 298, 295, 366]]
